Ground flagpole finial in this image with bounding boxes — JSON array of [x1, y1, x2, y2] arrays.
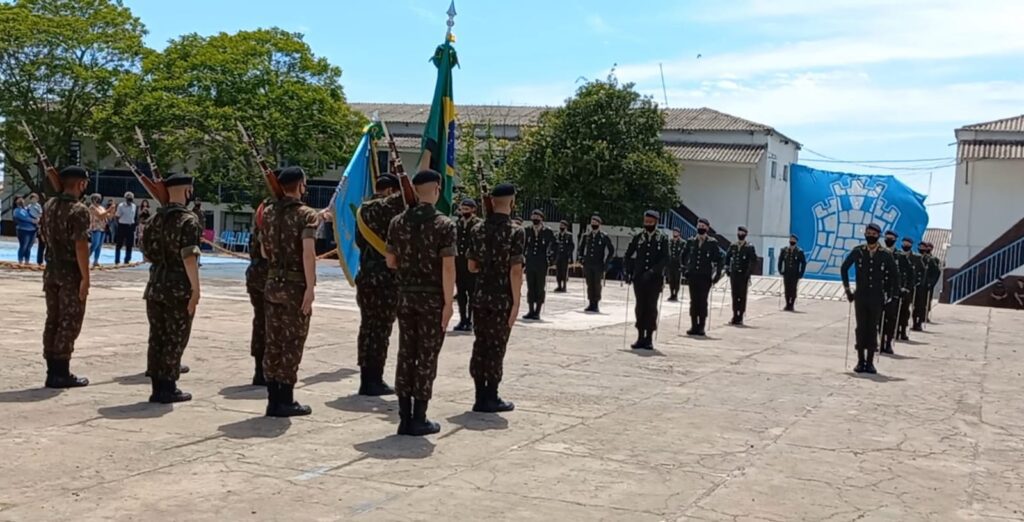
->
[[446, 1, 457, 37]]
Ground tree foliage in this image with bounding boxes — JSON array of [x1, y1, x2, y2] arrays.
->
[[0, 0, 146, 195], [96, 28, 365, 204], [503, 76, 678, 226], [454, 119, 511, 201]]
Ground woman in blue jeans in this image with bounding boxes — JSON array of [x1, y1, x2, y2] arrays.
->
[[88, 193, 116, 266], [13, 196, 39, 264]]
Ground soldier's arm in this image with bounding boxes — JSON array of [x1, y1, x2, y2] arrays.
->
[[300, 208, 319, 314], [72, 206, 91, 299], [385, 217, 400, 270], [440, 220, 458, 327], [886, 253, 901, 297], [467, 224, 481, 274], [840, 250, 856, 289], [797, 250, 807, 277], [724, 246, 733, 272], [509, 227, 526, 325], [181, 216, 203, 315], [652, 237, 670, 273], [747, 245, 757, 273], [777, 251, 784, 274]]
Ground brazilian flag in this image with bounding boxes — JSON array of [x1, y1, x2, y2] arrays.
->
[[419, 37, 458, 215]]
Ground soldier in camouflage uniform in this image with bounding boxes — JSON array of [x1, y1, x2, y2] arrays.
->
[[578, 214, 615, 313], [841, 223, 900, 374], [260, 167, 319, 417], [553, 220, 574, 292], [724, 226, 757, 326], [684, 218, 723, 336], [142, 173, 203, 403], [246, 198, 272, 386], [467, 183, 524, 413], [522, 209, 555, 320], [623, 211, 670, 350], [39, 166, 92, 389], [453, 198, 482, 332], [355, 174, 404, 396], [666, 228, 685, 302], [778, 234, 807, 311], [386, 170, 457, 436]]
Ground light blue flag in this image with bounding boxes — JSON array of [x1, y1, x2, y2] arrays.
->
[[332, 125, 379, 286], [790, 164, 929, 281]]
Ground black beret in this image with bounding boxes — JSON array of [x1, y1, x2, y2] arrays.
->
[[59, 166, 89, 180], [164, 172, 194, 187], [644, 210, 660, 220], [591, 214, 602, 224], [531, 209, 544, 219], [698, 218, 710, 226], [375, 173, 399, 189], [790, 234, 799, 241], [902, 237, 914, 242], [560, 220, 570, 227], [738, 225, 748, 233], [460, 198, 477, 208], [412, 169, 442, 186], [866, 223, 882, 233], [277, 166, 306, 184], [491, 183, 515, 197], [884, 230, 898, 237], [919, 240, 928, 246]]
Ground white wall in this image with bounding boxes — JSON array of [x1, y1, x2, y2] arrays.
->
[[948, 159, 1024, 268], [678, 162, 752, 239]]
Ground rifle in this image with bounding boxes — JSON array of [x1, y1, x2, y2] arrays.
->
[[20, 121, 61, 193], [106, 141, 169, 205], [236, 122, 285, 199], [475, 160, 493, 217], [380, 121, 416, 207]]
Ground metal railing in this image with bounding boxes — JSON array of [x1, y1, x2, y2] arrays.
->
[[659, 209, 698, 239], [947, 236, 1024, 303]]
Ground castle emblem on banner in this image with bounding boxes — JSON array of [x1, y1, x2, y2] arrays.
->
[[805, 179, 901, 277]]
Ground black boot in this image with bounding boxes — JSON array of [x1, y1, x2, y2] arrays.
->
[[265, 382, 312, 417], [523, 303, 536, 320], [45, 359, 89, 389], [854, 349, 867, 373], [252, 356, 266, 386], [881, 338, 894, 355], [404, 399, 441, 436], [686, 316, 699, 336], [642, 331, 655, 350], [696, 316, 707, 336], [865, 350, 878, 374], [592, 301, 600, 314], [911, 320, 923, 332], [630, 329, 645, 349], [534, 303, 543, 320], [397, 395, 412, 435], [584, 301, 596, 313], [898, 327, 909, 341], [358, 365, 395, 396], [472, 378, 488, 412], [487, 383, 515, 412], [149, 378, 191, 404], [668, 292, 678, 302]]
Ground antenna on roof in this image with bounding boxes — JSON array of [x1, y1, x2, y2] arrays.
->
[[659, 63, 669, 108]]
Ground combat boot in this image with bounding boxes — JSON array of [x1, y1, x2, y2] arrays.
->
[[881, 339, 894, 355], [686, 316, 699, 336], [265, 382, 312, 417], [486, 383, 515, 412], [735, 312, 745, 326], [584, 301, 596, 313], [630, 329, 645, 349], [854, 350, 867, 373], [668, 292, 678, 302], [911, 320, 923, 332], [695, 316, 708, 336], [472, 378, 489, 412], [44, 359, 89, 389], [534, 303, 543, 320], [642, 331, 655, 350], [252, 356, 266, 386], [865, 351, 878, 374], [523, 303, 536, 320], [396, 395, 412, 435], [898, 327, 910, 341], [149, 378, 192, 404], [359, 365, 395, 396], [404, 399, 441, 436]]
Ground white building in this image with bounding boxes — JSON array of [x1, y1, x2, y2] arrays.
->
[[944, 114, 1024, 304]]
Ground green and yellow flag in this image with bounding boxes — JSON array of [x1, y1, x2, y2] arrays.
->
[[419, 36, 458, 215]]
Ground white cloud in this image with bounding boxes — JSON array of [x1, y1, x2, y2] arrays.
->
[[585, 14, 611, 34]]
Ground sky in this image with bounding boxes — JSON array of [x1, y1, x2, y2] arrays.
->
[[120, 0, 1024, 229]]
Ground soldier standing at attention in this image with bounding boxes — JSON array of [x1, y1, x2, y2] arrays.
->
[[467, 183, 524, 412], [896, 237, 920, 341], [355, 174, 405, 396], [522, 209, 555, 320], [724, 226, 757, 326], [386, 170, 457, 436], [142, 173, 202, 403], [879, 231, 908, 354], [553, 220, 574, 293], [623, 211, 669, 350], [912, 241, 940, 331], [453, 198, 482, 332], [39, 166, 92, 389], [778, 234, 806, 311], [666, 228, 685, 302], [923, 242, 942, 324], [261, 166, 319, 417], [246, 198, 271, 386], [578, 214, 615, 313], [841, 223, 899, 374], [684, 218, 723, 336]]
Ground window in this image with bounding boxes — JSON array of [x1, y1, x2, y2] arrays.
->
[[770, 160, 777, 179], [782, 164, 789, 182]]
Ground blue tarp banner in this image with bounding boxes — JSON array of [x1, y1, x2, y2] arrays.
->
[[790, 164, 929, 281], [332, 131, 375, 286]]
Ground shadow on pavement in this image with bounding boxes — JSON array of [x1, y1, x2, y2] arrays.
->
[[217, 417, 292, 440], [325, 395, 396, 417], [218, 384, 267, 401], [447, 412, 509, 432], [98, 402, 173, 419], [883, 353, 919, 361], [353, 435, 435, 460], [113, 373, 149, 386], [846, 373, 907, 383], [0, 387, 63, 403], [301, 368, 357, 386], [620, 348, 666, 357]]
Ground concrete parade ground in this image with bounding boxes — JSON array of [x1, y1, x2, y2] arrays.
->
[[1, 250, 1023, 521]]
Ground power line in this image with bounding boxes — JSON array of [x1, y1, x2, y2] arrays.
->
[[803, 147, 956, 164], [802, 159, 957, 172]]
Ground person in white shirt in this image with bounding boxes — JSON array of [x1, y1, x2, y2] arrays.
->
[[114, 192, 138, 264]]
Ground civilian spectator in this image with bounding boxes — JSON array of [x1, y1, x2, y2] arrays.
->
[[27, 193, 45, 265], [114, 192, 137, 264], [88, 194, 116, 267], [105, 199, 117, 243], [13, 196, 37, 265], [135, 199, 152, 245]]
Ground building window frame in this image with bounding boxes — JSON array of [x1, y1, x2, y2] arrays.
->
[[770, 160, 778, 179], [782, 164, 789, 182]]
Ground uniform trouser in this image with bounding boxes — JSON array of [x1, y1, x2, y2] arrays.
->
[[247, 289, 266, 360], [854, 297, 883, 351], [115, 223, 134, 263], [688, 274, 713, 318], [898, 292, 913, 330], [356, 282, 398, 368], [730, 274, 750, 314], [470, 305, 512, 384], [395, 293, 445, 401], [783, 275, 800, 307], [584, 264, 604, 303], [881, 297, 900, 340], [912, 287, 929, 324], [667, 268, 681, 296], [263, 295, 311, 385], [633, 275, 663, 331], [43, 277, 86, 361], [556, 258, 570, 286], [146, 298, 193, 380], [455, 257, 476, 322], [525, 265, 547, 305]]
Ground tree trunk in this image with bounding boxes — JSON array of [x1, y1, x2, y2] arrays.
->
[[0, 141, 44, 197]]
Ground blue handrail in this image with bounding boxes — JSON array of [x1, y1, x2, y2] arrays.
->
[[947, 236, 1024, 303]]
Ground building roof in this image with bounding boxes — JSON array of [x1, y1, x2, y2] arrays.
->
[[664, 142, 766, 165], [957, 140, 1024, 160], [661, 107, 770, 132], [959, 115, 1024, 133], [924, 228, 952, 265]]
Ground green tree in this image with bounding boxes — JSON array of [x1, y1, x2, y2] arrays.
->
[[0, 0, 146, 196], [96, 28, 364, 205], [504, 76, 678, 227], [455, 118, 510, 202]]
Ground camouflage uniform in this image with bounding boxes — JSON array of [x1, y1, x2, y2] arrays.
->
[[468, 214, 525, 385], [356, 192, 404, 369], [247, 211, 269, 365], [142, 203, 202, 381], [388, 202, 457, 401], [454, 213, 482, 327], [40, 194, 90, 362], [261, 197, 319, 385], [724, 240, 757, 324]]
